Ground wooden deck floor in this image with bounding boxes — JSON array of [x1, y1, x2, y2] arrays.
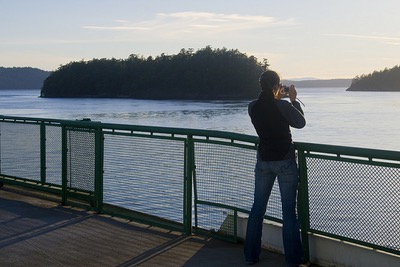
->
[[0, 185, 288, 267]]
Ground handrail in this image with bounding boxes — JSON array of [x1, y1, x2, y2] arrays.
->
[[296, 142, 400, 161], [0, 115, 258, 144]]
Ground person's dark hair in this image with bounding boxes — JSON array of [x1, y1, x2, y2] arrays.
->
[[259, 70, 280, 91]]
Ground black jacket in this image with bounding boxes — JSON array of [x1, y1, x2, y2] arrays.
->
[[248, 91, 306, 161]]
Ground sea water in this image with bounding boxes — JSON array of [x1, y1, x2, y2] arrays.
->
[[0, 88, 399, 151]]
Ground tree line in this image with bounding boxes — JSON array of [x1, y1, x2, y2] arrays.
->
[[347, 65, 400, 91], [41, 46, 269, 100]]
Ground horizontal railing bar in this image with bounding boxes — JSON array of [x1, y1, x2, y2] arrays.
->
[[296, 142, 400, 161], [0, 115, 258, 144], [309, 228, 400, 256], [193, 137, 257, 150], [302, 152, 400, 168]]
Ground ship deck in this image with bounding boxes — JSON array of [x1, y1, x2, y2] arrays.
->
[[0, 185, 296, 267]]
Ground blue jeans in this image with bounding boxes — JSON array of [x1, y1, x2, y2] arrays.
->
[[244, 156, 303, 267]]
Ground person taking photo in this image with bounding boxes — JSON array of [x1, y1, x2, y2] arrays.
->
[[244, 70, 307, 267]]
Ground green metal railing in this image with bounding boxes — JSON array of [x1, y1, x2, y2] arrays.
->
[[0, 115, 399, 260], [296, 142, 400, 260]]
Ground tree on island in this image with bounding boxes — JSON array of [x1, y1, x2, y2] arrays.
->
[[41, 46, 269, 100], [347, 65, 400, 91]]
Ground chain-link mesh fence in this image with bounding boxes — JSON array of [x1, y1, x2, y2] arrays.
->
[[193, 140, 282, 236], [45, 125, 62, 185], [66, 128, 96, 192], [0, 122, 41, 181], [102, 133, 186, 224], [306, 157, 400, 251]]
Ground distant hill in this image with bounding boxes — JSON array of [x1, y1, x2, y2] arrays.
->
[[0, 67, 51, 89], [282, 79, 351, 88], [347, 65, 400, 91]]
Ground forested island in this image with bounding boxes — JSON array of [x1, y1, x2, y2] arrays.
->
[[347, 65, 400, 91], [0, 67, 50, 89], [2, 48, 398, 96], [41, 47, 268, 100]]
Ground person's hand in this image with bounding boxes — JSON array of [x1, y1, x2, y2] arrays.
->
[[288, 85, 297, 102], [275, 85, 288, 100], [274, 85, 284, 100]]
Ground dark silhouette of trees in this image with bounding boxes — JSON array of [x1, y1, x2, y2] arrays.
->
[[347, 65, 400, 91], [41, 46, 269, 100]]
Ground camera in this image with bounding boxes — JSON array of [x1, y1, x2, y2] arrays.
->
[[283, 86, 290, 93]]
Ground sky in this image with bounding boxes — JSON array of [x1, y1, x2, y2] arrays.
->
[[1, 0, 400, 79]]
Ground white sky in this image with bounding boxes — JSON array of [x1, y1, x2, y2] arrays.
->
[[1, 0, 399, 79]]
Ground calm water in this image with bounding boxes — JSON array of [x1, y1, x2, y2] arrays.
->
[[0, 88, 399, 151], [1, 89, 399, 250]]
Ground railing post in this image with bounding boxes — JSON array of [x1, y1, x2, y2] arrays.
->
[[61, 125, 68, 205], [40, 122, 46, 184], [183, 135, 194, 235], [94, 126, 104, 212], [297, 148, 310, 262]]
